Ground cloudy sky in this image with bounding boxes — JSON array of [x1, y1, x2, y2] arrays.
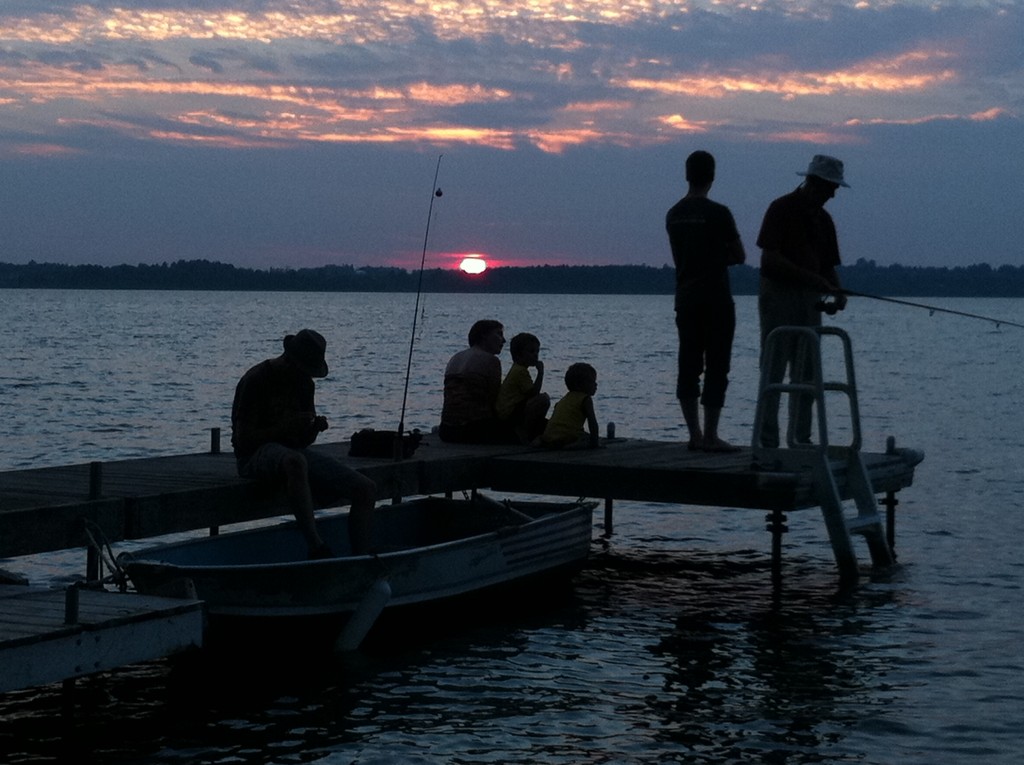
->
[[0, 0, 1020, 272]]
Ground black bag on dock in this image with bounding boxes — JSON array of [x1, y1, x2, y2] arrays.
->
[[349, 428, 423, 459]]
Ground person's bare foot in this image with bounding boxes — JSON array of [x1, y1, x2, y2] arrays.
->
[[702, 436, 740, 453]]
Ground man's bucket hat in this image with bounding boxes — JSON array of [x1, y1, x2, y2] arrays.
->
[[798, 154, 849, 187], [283, 329, 329, 378]]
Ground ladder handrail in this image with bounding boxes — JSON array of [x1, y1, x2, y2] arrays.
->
[[752, 325, 862, 458]]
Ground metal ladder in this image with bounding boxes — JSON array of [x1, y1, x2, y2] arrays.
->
[[752, 325, 894, 582]]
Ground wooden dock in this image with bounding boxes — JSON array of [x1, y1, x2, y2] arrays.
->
[[0, 433, 922, 693], [0, 584, 203, 694], [0, 433, 922, 560]]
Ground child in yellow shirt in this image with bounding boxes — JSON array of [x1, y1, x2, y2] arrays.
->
[[496, 332, 550, 442], [535, 362, 599, 449]]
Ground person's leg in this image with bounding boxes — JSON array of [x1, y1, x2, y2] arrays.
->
[[676, 309, 703, 447], [758, 284, 802, 448], [758, 290, 781, 448], [789, 296, 822, 444], [700, 405, 724, 449], [304, 449, 377, 555], [679, 398, 702, 449], [240, 443, 324, 555], [701, 301, 738, 451], [280, 450, 327, 554], [523, 393, 551, 442]]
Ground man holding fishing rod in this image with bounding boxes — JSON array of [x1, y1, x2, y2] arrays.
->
[[756, 154, 849, 448]]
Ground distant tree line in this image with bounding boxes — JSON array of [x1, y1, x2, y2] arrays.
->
[[1, 258, 1023, 296]]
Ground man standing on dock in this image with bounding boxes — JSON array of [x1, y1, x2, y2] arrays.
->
[[756, 154, 849, 447], [231, 329, 377, 558], [666, 150, 747, 452]]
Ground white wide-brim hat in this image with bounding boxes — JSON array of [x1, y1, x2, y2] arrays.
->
[[797, 154, 850, 187]]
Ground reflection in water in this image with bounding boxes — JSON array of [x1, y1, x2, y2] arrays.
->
[[601, 552, 866, 762], [647, 563, 906, 763], [0, 547, 905, 765]]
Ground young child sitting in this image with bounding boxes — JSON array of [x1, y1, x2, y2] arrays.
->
[[534, 362, 600, 449], [495, 332, 550, 442]]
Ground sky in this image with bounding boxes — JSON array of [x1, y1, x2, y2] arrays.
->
[[0, 0, 1021, 272]]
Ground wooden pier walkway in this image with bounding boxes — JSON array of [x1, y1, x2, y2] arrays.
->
[[0, 434, 922, 560], [0, 433, 922, 693], [0, 584, 202, 694]]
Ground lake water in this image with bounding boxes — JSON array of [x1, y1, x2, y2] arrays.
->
[[1, 289, 1022, 764]]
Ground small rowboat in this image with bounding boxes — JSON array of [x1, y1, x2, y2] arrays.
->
[[120, 494, 596, 651]]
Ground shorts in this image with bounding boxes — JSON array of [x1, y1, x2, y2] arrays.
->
[[237, 442, 368, 508]]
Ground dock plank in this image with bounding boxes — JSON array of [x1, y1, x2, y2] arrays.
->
[[486, 440, 796, 508]]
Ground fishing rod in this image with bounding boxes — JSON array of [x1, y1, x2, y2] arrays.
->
[[396, 155, 444, 451], [837, 289, 1024, 329]]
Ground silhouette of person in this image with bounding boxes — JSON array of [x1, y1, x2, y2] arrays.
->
[[666, 150, 747, 452], [756, 154, 849, 447], [231, 329, 377, 557]]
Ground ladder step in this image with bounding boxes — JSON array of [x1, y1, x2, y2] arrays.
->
[[846, 515, 884, 534]]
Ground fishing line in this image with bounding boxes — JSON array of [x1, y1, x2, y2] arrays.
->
[[397, 155, 444, 442], [841, 289, 1024, 330]]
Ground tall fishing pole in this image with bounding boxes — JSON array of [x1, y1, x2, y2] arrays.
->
[[396, 155, 444, 451], [839, 289, 1024, 329]]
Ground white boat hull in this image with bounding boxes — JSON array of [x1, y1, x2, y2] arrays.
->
[[122, 496, 595, 626]]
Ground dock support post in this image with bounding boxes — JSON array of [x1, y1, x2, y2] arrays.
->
[[86, 545, 100, 582], [766, 508, 788, 586], [881, 491, 898, 558], [61, 585, 79, 718], [210, 427, 221, 454], [603, 423, 615, 535], [64, 583, 80, 625], [62, 679, 76, 722], [882, 436, 898, 558], [88, 462, 102, 499], [87, 463, 102, 581]]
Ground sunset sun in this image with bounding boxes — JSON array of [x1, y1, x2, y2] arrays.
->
[[458, 255, 488, 274]]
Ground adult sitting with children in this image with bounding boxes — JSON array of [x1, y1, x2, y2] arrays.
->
[[438, 319, 519, 444]]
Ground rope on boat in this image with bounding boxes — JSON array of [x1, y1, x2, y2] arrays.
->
[[82, 519, 130, 591]]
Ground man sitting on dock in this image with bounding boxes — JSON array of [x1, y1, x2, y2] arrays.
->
[[231, 329, 377, 558], [439, 319, 518, 444]]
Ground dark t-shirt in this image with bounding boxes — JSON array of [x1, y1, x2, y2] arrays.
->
[[756, 187, 840, 284], [666, 196, 741, 307], [231, 359, 315, 458]]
